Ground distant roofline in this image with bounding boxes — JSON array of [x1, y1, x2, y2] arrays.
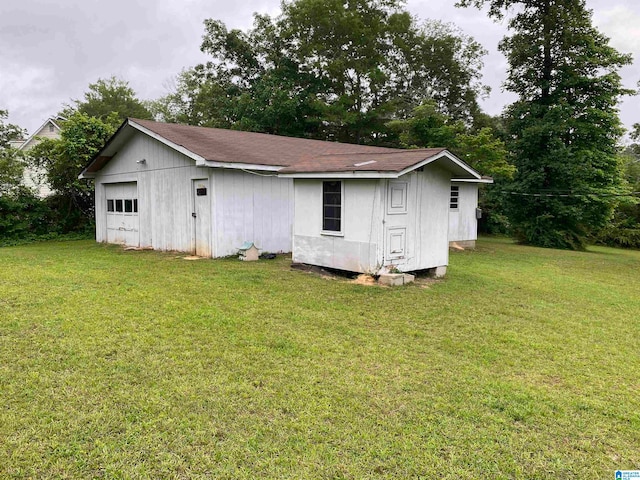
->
[[17, 116, 63, 151]]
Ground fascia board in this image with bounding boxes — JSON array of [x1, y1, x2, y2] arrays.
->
[[278, 171, 400, 179], [397, 150, 482, 179]]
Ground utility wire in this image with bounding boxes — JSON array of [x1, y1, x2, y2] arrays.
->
[[498, 191, 640, 198]]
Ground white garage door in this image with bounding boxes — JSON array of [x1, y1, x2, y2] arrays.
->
[[105, 182, 139, 246]]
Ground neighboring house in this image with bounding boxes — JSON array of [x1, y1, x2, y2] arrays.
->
[[448, 178, 493, 249], [13, 116, 64, 197], [80, 118, 487, 275]]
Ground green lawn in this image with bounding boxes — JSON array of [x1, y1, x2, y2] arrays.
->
[[0, 237, 639, 479]]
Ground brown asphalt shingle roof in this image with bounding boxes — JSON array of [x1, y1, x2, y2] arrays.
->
[[130, 119, 448, 174]]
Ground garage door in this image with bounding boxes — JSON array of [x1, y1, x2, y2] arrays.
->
[[105, 182, 139, 246]]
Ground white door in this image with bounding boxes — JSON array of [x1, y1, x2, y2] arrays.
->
[[385, 180, 409, 263], [105, 182, 139, 246], [192, 179, 212, 257]]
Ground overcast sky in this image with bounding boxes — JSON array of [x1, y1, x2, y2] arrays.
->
[[1, 0, 638, 137]]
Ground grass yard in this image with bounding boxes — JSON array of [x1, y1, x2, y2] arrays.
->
[[0, 237, 639, 479]]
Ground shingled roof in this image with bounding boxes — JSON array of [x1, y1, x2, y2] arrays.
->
[[80, 118, 482, 180]]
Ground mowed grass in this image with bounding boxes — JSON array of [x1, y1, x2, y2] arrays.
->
[[0, 238, 639, 479]]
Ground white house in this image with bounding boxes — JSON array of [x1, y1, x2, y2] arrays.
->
[[14, 116, 64, 197], [80, 118, 486, 275]]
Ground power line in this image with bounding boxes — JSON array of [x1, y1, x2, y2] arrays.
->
[[499, 191, 640, 198]]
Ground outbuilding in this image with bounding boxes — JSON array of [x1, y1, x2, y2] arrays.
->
[[80, 118, 487, 276], [278, 149, 483, 275]]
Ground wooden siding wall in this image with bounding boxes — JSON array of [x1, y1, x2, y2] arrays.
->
[[411, 166, 451, 270], [380, 167, 449, 272], [293, 179, 384, 273], [19, 121, 60, 198], [211, 170, 293, 257], [448, 182, 479, 243], [94, 133, 293, 257], [292, 166, 451, 274]]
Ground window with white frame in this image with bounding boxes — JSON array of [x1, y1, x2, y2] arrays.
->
[[107, 198, 138, 213], [450, 185, 459, 209], [322, 181, 342, 233]]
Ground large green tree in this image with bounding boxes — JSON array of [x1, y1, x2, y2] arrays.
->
[[458, 0, 634, 249], [63, 77, 152, 129], [30, 113, 116, 229], [150, 0, 488, 144]]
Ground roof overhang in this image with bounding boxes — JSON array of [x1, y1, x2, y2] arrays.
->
[[452, 177, 494, 184], [277, 150, 482, 180], [79, 118, 286, 179]]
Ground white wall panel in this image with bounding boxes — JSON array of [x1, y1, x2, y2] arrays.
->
[[211, 170, 293, 256], [448, 182, 479, 242]]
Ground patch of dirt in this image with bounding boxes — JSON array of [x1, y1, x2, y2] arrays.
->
[[351, 274, 377, 286], [183, 256, 203, 261]]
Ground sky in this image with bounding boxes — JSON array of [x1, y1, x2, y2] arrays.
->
[[1, 0, 639, 137]]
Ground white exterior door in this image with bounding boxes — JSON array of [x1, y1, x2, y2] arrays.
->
[[105, 182, 139, 246], [384, 180, 409, 265], [192, 179, 212, 257]]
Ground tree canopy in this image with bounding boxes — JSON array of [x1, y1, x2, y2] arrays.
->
[[150, 0, 488, 145], [30, 113, 116, 227], [458, 0, 634, 249], [63, 77, 152, 129]]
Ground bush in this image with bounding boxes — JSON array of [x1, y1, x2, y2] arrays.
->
[[0, 190, 94, 246]]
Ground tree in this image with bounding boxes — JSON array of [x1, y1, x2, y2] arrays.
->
[[0, 110, 27, 196], [151, 0, 488, 144], [458, 0, 634, 249], [387, 101, 514, 179], [64, 77, 152, 129], [30, 113, 116, 229], [388, 101, 515, 233]]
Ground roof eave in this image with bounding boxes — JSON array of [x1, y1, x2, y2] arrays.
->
[[278, 171, 401, 179], [451, 177, 494, 184], [279, 150, 484, 179]]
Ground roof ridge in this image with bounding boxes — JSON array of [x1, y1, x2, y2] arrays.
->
[[316, 148, 444, 157]]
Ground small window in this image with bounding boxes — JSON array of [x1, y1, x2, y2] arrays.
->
[[107, 199, 114, 212], [196, 187, 207, 196], [115, 199, 123, 212], [49, 124, 55, 133], [124, 199, 133, 213], [450, 185, 459, 209], [322, 181, 342, 233], [133, 199, 138, 213]]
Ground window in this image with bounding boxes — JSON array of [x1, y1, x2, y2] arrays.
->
[[322, 181, 342, 233], [450, 185, 459, 209], [108, 198, 138, 214], [49, 124, 55, 133]]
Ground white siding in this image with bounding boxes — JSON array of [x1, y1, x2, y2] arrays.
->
[[412, 166, 451, 270], [94, 132, 293, 257], [293, 179, 384, 273], [211, 170, 293, 257], [448, 182, 479, 243], [292, 166, 452, 274], [19, 121, 61, 198]]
